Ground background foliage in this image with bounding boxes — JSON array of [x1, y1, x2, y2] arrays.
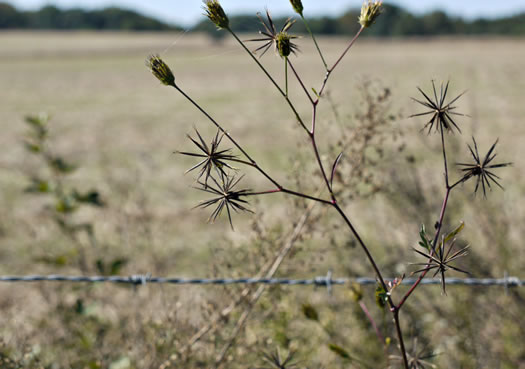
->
[[1, 2, 525, 36]]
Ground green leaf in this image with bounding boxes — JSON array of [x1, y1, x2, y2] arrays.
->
[[95, 259, 106, 275], [44, 255, 68, 266], [375, 284, 388, 308], [110, 258, 127, 275], [73, 190, 105, 207], [348, 283, 363, 302], [55, 196, 77, 214], [25, 178, 52, 193], [328, 344, 352, 361], [24, 141, 41, 153], [25, 114, 48, 139], [301, 303, 319, 322], [444, 221, 465, 244], [419, 224, 432, 251], [50, 157, 77, 174], [75, 299, 86, 315], [312, 87, 319, 98]]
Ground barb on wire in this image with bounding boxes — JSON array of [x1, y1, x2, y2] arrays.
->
[[0, 274, 521, 288]]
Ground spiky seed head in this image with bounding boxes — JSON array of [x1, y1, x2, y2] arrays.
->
[[146, 54, 175, 87], [203, 0, 229, 29], [358, 1, 383, 28], [276, 32, 292, 58], [289, 0, 304, 15]]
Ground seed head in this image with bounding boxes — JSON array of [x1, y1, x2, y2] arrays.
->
[[457, 137, 512, 197], [410, 81, 467, 134], [195, 173, 253, 230], [203, 0, 229, 29], [358, 1, 383, 28], [276, 32, 292, 58], [289, 0, 304, 16], [247, 10, 299, 58], [146, 54, 175, 87]]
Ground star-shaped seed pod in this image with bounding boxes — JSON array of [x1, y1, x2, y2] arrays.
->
[[247, 9, 299, 58], [412, 235, 470, 295], [195, 173, 253, 229], [410, 81, 467, 134], [177, 128, 237, 188], [389, 338, 438, 369], [457, 137, 512, 197], [259, 348, 298, 369]]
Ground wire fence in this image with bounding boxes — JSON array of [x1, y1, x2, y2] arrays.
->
[[0, 273, 522, 291]]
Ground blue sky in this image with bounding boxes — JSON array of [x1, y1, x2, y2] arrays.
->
[[8, 0, 525, 26]]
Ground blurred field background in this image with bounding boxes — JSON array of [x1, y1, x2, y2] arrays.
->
[[0, 30, 525, 368]]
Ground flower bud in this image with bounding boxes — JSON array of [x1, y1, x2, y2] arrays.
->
[[289, 0, 304, 16], [358, 1, 383, 28], [203, 0, 229, 29], [146, 54, 175, 87], [276, 32, 292, 58]]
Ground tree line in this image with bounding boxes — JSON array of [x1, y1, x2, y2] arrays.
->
[[0, 3, 175, 30], [1, 2, 524, 36]]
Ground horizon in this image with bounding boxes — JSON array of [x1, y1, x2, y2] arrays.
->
[[6, 0, 525, 27]]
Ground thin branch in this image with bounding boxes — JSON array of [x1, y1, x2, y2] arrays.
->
[[397, 187, 452, 310], [173, 84, 281, 190], [213, 198, 320, 368], [301, 14, 328, 71], [317, 26, 365, 101], [228, 29, 310, 134], [287, 58, 314, 104]]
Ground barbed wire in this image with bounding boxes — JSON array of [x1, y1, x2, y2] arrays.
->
[[0, 273, 522, 290]]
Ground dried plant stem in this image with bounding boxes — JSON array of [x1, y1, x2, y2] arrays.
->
[[359, 300, 385, 345], [173, 84, 280, 189], [186, 197, 319, 353], [285, 56, 289, 97], [317, 26, 365, 100], [441, 124, 450, 187], [228, 29, 310, 134], [397, 187, 451, 310], [301, 15, 328, 71], [287, 59, 314, 104], [393, 309, 410, 369], [214, 198, 319, 368], [397, 127, 459, 310], [231, 22, 408, 366], [177, 24, 410, 368], [173, 84, 333, 206]]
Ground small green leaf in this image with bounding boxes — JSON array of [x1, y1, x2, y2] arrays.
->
[[110, 259, 127, 275], [312, 87, 319, 98], [73, 190, 105, 207], [75, 299, 86, 315], [419, 224, 432, 251], [328, 344, 352, 361], [25, 114, 48, 139], [375, 284, 388, 308], [444, 221, 465, 244], [55, 196, 77, 214], [301, 303, 319, 322], [348, 283, 363, 302], [24, 141, 41, 153], [95, 259, 106, 274], [50, 157, 77, 174], [25, 178, 52, 193]]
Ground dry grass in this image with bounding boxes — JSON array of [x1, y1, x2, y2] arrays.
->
[[0, 31, 524, 368]]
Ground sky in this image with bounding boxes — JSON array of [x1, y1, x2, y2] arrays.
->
[[8, 0, 525, 26]]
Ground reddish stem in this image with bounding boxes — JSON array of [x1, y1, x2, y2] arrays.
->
[[359, 301, 385, 345]]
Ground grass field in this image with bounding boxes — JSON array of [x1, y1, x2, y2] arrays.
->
[[0, 31, 524, 368]]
